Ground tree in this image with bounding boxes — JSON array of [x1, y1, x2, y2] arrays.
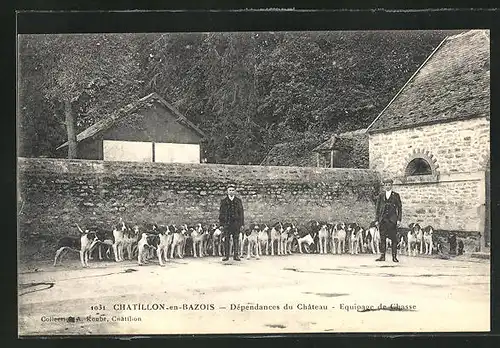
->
[[18, 30, 461, 164], [18, 34, 144, 158]]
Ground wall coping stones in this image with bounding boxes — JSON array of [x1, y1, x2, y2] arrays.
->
[[18, 157, 381, 185]]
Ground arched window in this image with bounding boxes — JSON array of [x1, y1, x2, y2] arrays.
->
[[405, 158, 432, 176], [402, 149, 439, 183]]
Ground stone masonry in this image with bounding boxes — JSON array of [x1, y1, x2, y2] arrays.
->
[[369, 117, 489, 179], [369, 117, 489, 233]]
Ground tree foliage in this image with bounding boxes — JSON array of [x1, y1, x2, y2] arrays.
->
[[18, 30, 460, 163], [18, 34, 143, 157]]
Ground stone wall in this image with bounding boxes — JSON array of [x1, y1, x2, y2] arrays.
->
[[18, 158, 380, 261], [369, 117, 489, 178], [391, 174, 485, 232], [369, 117, 489, 234]]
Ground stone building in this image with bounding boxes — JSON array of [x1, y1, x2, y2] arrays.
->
[[366, 30, 490, 247], [56, 92, 206, 163]]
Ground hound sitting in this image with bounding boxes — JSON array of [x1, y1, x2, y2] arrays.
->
[[137, 233, 157, 266], [141, 223, 159, 261], [347, 223, 361, 255], [257, 224, 270, 255], [317, 223, 330, 254], [386, 232, 405, 253], [53, 224, 99, 267], [307, 220, 321, 254], [432, 234, 443, 254], [112, 217, 128, 262], [407, 223, 421, 256], [331, 223, 346, 254], [422, 225, 434, 255], [269, 222, 283, 256], [243, 224, 260, 260], [397, 231, 407, 254], [295, 228, 315, 254]]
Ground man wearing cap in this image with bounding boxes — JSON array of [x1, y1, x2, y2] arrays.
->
[[375, 178, 402, 262], [219, 184, 244, 262]]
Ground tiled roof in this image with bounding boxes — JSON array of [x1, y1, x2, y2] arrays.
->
[[313, 135, 337, 152], [56, 93, 206, 150], [367, 30, 490, 133]]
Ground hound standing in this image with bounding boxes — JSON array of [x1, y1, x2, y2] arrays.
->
[[331, 223, 346, 254], [191, 223, 205, 258], [269, 222, 282, 256], [284, 223, 297, 255], [257, 224, 270, 255], [112, 218, 127, 262], [317, 223, 329, 254], [211, 225, 223, 256], [53, 224, 99, 268], [422, 225, 434, 255]]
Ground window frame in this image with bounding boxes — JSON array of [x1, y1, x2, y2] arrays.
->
[[405, 157, 433, 176], [402, 150, 440, 184]]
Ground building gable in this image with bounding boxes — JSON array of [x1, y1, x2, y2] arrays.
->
[[56, 92, 205, 150], [367, 30, 490, 134], [99, 102, 202, 144]]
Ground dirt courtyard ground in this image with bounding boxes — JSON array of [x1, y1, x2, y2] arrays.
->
[[18, 252, 490, 336]]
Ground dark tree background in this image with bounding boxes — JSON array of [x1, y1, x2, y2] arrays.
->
[[17, 30, 461, 164]]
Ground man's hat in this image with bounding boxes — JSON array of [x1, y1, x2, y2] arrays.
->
[[382, 178, 394, 184], [227, 183, 236, 189]]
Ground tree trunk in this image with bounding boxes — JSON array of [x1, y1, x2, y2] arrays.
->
[[64, 97, 78, 159]]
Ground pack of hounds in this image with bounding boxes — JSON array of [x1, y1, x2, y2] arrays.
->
[[53, 218, 448, 268]]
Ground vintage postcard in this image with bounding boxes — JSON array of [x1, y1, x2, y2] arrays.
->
[[17, 13, 490, 335]]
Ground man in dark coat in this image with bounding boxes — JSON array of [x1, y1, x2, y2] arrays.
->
[[219, 184, 244, 261], [375, 178, 402, 262]]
